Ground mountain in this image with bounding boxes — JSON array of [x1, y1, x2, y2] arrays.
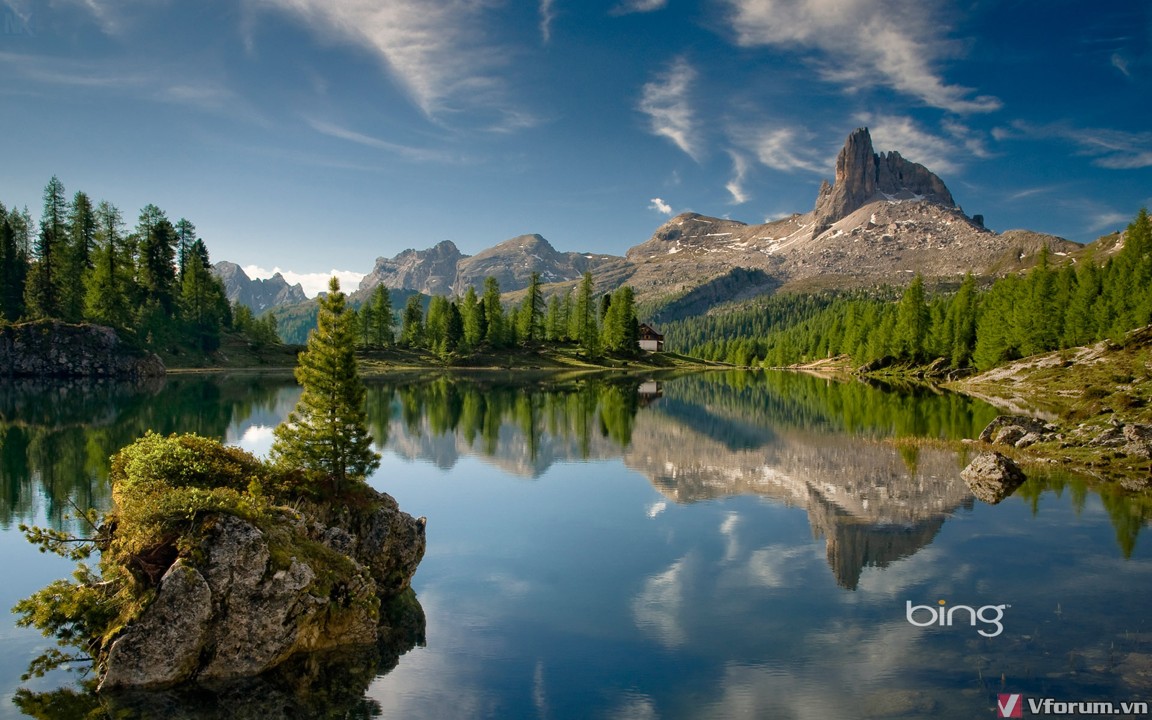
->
[[223, 126, 1086, 321], [623, 127, 1080, 305], [357, 234, 625, 297], [212, 262, 307, 313]]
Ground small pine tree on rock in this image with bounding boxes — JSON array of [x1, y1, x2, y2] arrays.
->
[[271, 277, 379, 492]]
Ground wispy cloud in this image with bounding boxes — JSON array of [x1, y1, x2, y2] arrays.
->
[[725, 151, 751, 204], [243, 265, 365, 298], [1011, 121, 1152, 169], [649, 197, 674, 215], [724, 0, 1001, 114], [639, 56, 701, 161], [728, 125, 826, 174], [539, 0, 556, 43], [1088, 211, 1131, 233], [1111, 53, 1131, 77], [611, 0, 668, 14], [251, 0, 521, 125], [1006, 185, 1062, 202], [856, 114, 962, 175], [306, 118, 462, 163]]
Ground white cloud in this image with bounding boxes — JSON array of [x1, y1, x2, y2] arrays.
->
[[638, 56, 701, 160], [730, 125, 826, 174], [648, 197, 674, 215], [1111, 53, 1131, 77], [725, 151, 752, 204], [724, 0, 1001, 113], [1088, 211, 1131, 233], [611, 0, 667, 14], [243, 265, 366, 298], [306, 118, 460, 163], [250, 0, 518, 123], [856, 114, 961, 175], [539, 0, 556, 43], [1011, 121, 1152, 170]]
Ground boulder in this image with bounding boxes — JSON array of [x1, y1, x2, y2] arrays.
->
[[961, 451, 1027, 504], [978, 415, 1055, 444], [1122, 423, 1152, 459], [101, 561, 213, 689]]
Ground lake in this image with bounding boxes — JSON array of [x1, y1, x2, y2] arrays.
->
[[2, 371, 1151, 719]]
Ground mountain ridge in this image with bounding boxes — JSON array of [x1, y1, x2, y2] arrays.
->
[[228, 127, 1094, 319]]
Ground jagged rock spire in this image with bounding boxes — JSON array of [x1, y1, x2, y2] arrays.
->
[[812, 128, 955, 236]]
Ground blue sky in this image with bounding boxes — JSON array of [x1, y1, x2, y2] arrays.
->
[[0, 0, 1149, 295]]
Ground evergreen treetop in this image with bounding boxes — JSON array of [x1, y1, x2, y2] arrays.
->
[[270, 277, 380, 492]]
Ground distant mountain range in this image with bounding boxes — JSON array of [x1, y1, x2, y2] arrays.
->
[[222, 127, 1101, 320], [212, 262, 307, 313]]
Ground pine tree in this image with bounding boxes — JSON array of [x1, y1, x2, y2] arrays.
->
[[601, 285, 638, 354], [135, 204, 177, 316], [482, 276, 506, 348], [573, 272, 597, 356], [270, 277, 379, 491], [545, 295, 562, 341], [179, 239, 230, 351], [84, 201, 130, 328], [517, 272, 544, 344], [946, 273, 978, 367], [25, 176, 69, 319], [893, 275, 929, 362], [401, 294, 425, 347], [61, 191, 96, 321], [369, 285, 394, 347], [174, 218, 197, 281], [461, 285, 484, 350], [446, 301, 464, 354], [1063, 261, 1101, 347], [426, 295, 450, 353]]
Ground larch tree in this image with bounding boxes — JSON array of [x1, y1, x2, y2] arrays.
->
[[369, 285, 394, 347], [270, 277, 379, 492], [25, 176, 69, 319], [84, 201, 130, 328]]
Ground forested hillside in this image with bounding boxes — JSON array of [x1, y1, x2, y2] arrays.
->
[[0, 177, 278, 355], [665, 209, 1151, 371]]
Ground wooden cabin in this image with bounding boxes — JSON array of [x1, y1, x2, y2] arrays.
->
[[638, 323, 664, 352]]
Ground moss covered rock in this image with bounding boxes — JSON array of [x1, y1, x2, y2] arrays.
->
[[17, 432, 425, 692]]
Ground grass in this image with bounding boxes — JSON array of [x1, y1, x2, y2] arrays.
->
[[945, 327, 1152, 488]]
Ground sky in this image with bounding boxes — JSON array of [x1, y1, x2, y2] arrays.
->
[[0, 0, 1149, 296]]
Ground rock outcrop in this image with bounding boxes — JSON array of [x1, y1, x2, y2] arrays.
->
[[359, 239, 465, 297], [813, 127, 955, 236], [213, 261, 308, 313], [98, 489, 425, 691], [0, 320, 165, 378], [978, 414, 1059, 449]]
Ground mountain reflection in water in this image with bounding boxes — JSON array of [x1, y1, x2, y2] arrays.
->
[[4, 371, 1152, 720]]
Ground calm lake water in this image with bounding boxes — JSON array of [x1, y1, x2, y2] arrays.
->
[[2, 371, 1151, 719]]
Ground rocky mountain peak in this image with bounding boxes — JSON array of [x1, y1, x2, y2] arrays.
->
[[813, 127, 955, 236], [212, 261, 307, 313]]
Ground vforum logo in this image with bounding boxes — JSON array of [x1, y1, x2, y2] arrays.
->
[[905, 599, 1009, 638]]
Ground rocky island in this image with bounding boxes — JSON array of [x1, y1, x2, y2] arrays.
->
[[16, 432, 426, 695]]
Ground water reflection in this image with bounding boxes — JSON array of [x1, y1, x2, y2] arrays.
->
[[0, 375, 287, 530], [4, 372, 1152, 719]]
